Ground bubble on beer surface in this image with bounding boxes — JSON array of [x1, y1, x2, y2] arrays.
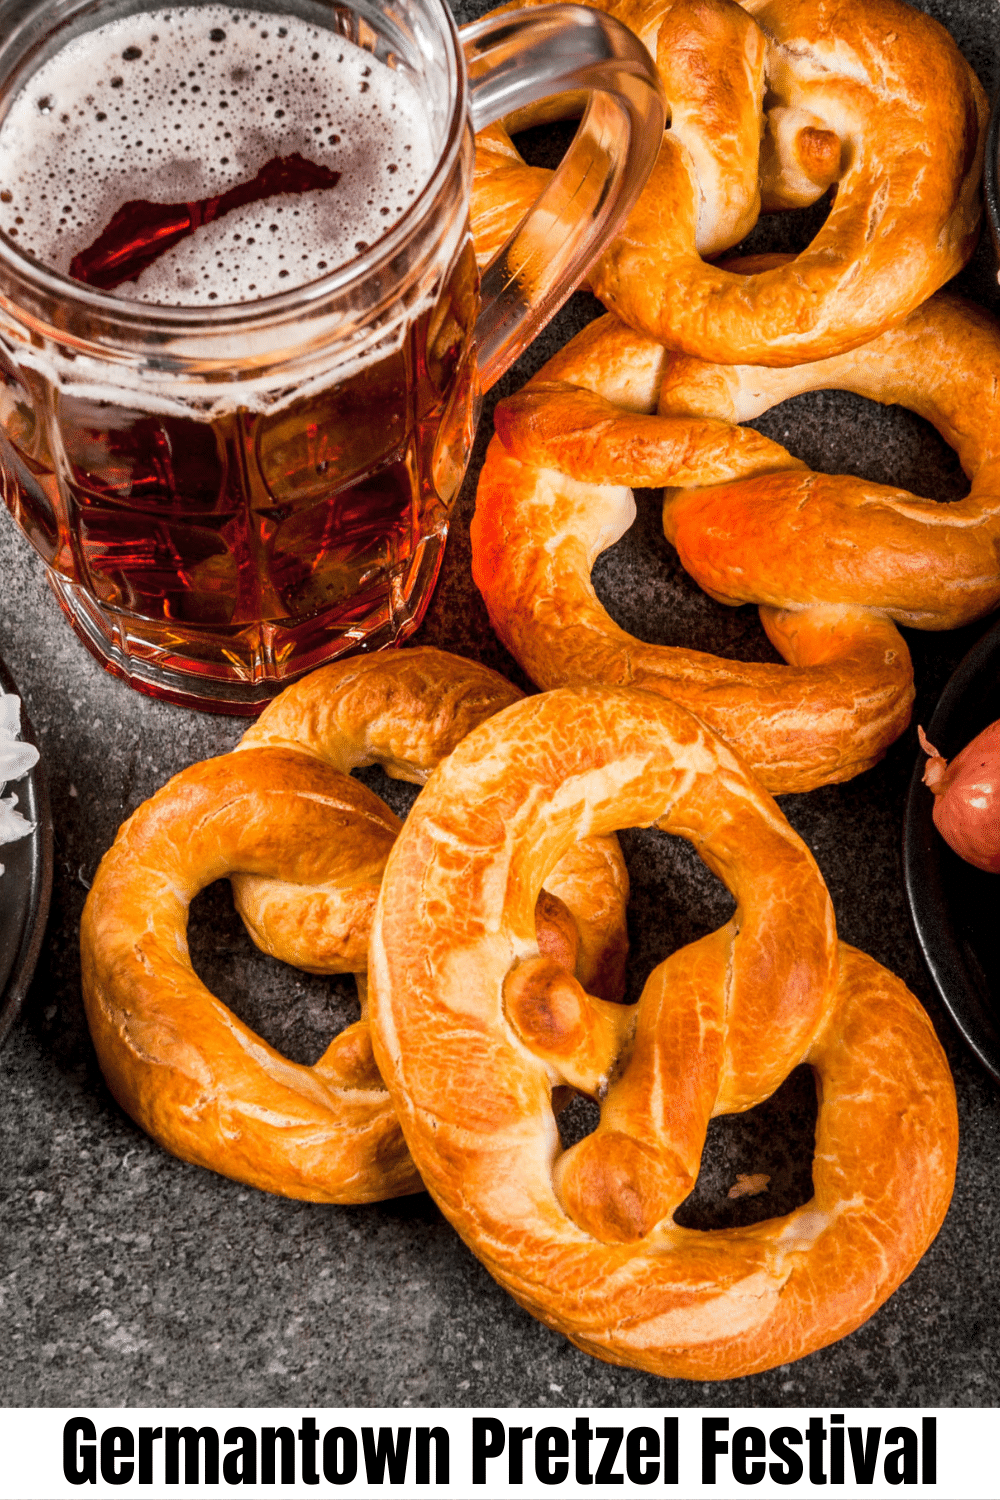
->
[[0, 6, 435, 304], [129, 190, 423, 303]]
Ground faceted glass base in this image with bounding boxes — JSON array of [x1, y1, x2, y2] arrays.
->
[[46, 528, 447, 715]]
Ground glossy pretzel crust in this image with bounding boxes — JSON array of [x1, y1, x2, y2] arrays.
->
[[370, 688, 958, 1379], [472, 0, 987, 365], [80, 650, 630, 1203], [472, 291, 1000, 793]]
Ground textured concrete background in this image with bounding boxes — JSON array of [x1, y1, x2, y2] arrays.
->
[[1, 0, 999, 1411]]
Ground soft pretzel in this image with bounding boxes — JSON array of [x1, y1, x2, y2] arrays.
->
[[80, 649, 629, 1203], [472, 0, 987, 365], [369, 687, 958, 1380], [471, 286, 1000, 794]]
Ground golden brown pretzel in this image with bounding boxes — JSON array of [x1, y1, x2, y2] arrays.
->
[[471, 288, 1000, 794], [472, 0, 987, 365], [369, 687, 958, 1380], [80, 649, 629, 1203]]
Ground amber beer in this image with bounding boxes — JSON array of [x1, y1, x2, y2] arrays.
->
[[0, 0, 664, 706], [0, 4, 478, 706], [12, 257, 477, 658]]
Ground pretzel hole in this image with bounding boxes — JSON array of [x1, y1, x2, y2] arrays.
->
[[615, 823, 736, 1007], [673, 1065, 818, 1231], [746, 393, 968, 502], [188, 880, 360, 1068], [512, 118, 579, 173], [592, 488, 785, 666], [558, 1092, 601, 1149], [728, 189, 831, 259]]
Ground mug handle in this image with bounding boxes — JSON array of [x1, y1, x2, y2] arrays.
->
[[461, 3, 665, 391]]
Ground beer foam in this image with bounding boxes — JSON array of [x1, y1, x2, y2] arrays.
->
[[0, 5, 436, 305]]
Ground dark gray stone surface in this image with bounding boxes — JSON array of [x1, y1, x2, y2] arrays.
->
[[1, 0, 999, 1413]]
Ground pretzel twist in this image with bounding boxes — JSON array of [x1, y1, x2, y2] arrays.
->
[[471, 288, 1000, 794], [369, 687, 957, 1379], [80, 649, 629, 1202], [472, 0, 987, 365]]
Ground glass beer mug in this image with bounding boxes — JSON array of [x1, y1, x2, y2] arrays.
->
[[0, 0, 663, 711]]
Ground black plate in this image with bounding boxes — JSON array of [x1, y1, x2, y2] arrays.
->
[[903, 618, 1000, 1085], [987, 77, 999, 269], [0, 655, 53, 1048]]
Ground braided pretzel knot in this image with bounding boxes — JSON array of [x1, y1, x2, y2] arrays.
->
[[80, 649, 629, 1203], [472, 0, 987, 364], [369, 688, 957, 1379], [471, 286, 1000, 794]]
